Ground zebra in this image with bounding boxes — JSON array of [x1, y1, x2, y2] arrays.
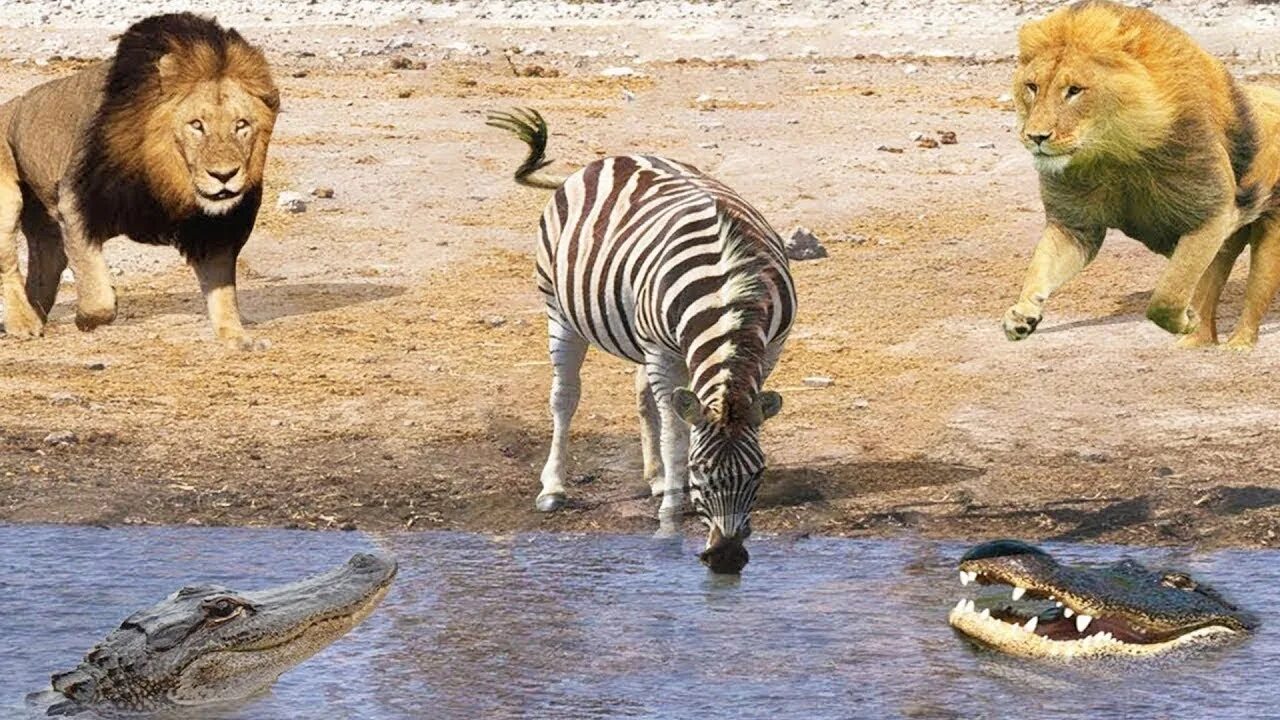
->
[[487, 108, 796, 574]]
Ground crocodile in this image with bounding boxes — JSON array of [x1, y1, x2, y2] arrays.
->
[[39, 552, 396, 716], [948, 539, 1256, 659]]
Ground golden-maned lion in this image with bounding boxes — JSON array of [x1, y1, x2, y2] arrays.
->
[[0, 13, 278, 349], [1002, 0, 1280, 349]]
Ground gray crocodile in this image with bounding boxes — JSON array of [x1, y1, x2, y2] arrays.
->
[[948, 539, 1256, 659], [39, 552, 396, 716]]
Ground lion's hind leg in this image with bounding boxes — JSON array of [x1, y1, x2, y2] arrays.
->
[[0, 155, 42, 338], [1176, 228, 1248, 349], [1227, 217, 1280, 351]]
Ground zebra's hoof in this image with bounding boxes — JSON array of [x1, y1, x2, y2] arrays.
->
[[535, 493, 567, 513]]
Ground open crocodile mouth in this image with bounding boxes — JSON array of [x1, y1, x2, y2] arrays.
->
[[947, 567, 1238, 658]]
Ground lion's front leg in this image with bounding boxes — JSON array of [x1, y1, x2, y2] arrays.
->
[[192, 249, 267, 351], [1004, 222, 1103, 340], [56, 193, 116, 332], [1148, 209, 1238, 336]]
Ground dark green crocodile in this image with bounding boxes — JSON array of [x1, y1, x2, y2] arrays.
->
[[39, 553, 396, 715], [948, 539, 1257, 658]]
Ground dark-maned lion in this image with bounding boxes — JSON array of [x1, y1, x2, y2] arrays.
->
[[0, 13, 278, 349], [1002, 0, 1280, 350]]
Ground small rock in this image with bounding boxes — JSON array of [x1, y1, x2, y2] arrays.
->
[[482, 315, 507, 328], [1154, 466, 1175, 477], [997, 93, 1013, 103], [876, 145, 904, 154], [917, 137, 940, 149], [621, 89, 636, 102], [44, 430, 77, 446], [977, 141, 997, 149], [697, 142, 719, 149], [852, 398, 870, 409], [310, 186, 335, 199], [86, 361, 107, 371], [808, 64, 827, 74], [48, 392, 84, 407], [803, 376, 835, 388], [277, 191, 308, 213], [909, 131, 926, 142], [786, 226, 828, 261], [1077, 449, 1110, 463], [939, 130, 958, 145]]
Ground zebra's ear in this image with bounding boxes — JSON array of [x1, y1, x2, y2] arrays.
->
[[671, 388, 705, 425], [756, 392, 783, 423]]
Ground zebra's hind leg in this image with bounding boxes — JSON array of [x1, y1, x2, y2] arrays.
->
[[537, 321, 588, 512], [635, 366, 665, 497]]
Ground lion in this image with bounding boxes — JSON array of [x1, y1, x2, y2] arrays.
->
[[1002, 0, 1280, 350], [0, 13, 278, 349]]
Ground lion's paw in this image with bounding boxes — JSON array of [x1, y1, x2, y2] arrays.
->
[[1175, 333, 1217, 350], [1146, 304, 1197, 336], [74, 300, 118, 332], [1224, 332, 1257, 352], [1003, 306, 1041, 341], [224, 335, 271, 352]]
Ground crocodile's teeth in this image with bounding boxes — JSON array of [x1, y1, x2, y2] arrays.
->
[[960, 571, 972, 586], [980, 608, 990, 619], [965, 599, 976, 613], [1076, 614, 1093, 633], [1063, 607, 1074, 618], [1011, 586, 1026, 601], [1024, 616, 1038, 633], [954, 598, 965, 612]]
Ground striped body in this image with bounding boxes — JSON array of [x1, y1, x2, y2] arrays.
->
[[534, 154, 795, 545]]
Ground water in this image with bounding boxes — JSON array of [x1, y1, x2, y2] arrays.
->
[[2, 524, 1278, 720]]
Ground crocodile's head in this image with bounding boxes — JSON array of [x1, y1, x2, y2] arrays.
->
[[948, 540, 1257, 659], [45, 553, 396, 715]]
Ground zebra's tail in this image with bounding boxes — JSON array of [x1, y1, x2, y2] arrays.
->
[[486, 107, 569, 190]]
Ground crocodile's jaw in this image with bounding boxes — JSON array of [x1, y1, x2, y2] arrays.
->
[[948, 599, 1239, 659]]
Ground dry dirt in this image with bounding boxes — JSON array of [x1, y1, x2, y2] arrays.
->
[[4, 7, 1280, 551]]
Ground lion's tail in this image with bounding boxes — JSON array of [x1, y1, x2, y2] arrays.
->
[[486, 107, 570, 190]]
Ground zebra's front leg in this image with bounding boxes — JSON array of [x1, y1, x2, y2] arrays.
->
[[537, 322, 588, 512], [645, 353, 691, 528], [635, 366, 665, 497]]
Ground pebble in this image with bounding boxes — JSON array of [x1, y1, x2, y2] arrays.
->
[[310, 186, 335, 199], [852, 398, 870, 409], [277, 191, 309, 213], [44, 430, 77, 446], [482, 315, 507, 328], [48, 392, 84, 407], [803, 376, 835, 388], [786, 226, 828, 261]]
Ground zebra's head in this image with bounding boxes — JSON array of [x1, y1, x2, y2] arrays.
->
[[671, 387, 783, 574]]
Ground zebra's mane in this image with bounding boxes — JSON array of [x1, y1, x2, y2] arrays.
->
[[701, 219, 773, 426]]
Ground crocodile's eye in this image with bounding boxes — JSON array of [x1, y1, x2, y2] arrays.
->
[[1161, 572, 1197, 590], [202, 597, 247, 624]]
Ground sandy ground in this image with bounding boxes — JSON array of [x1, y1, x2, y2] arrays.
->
[[4, 1, 1280, 550]]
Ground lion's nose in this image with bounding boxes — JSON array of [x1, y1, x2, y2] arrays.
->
[[1026, 132, 1052, 146], [207, 167, 240, 184]]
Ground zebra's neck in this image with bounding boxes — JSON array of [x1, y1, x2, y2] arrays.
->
[[678, 225, 773, 423]]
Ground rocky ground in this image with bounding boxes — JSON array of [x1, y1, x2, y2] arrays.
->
[[3, 1, 1280, 550]]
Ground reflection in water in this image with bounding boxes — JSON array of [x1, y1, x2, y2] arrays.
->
[[2, 525, 1278, 719]]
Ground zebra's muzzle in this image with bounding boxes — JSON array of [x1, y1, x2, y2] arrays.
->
[[700, 527, 749, 575]]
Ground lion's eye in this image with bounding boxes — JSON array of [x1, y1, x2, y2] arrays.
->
[[234, 119, 250, 132], [1025, 82, 1038, 95], [1065, 85, 1084, 98], [188, 119, 205, 134]]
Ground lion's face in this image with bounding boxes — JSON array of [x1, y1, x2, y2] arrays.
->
[[170, 80, 269, 215], [1015, 6, 1174, 176]]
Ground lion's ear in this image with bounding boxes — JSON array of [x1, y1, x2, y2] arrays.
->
[[157, 53, 180, 82]]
